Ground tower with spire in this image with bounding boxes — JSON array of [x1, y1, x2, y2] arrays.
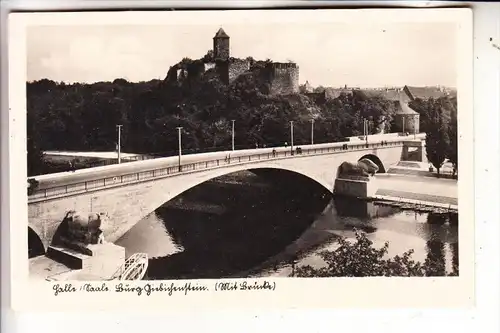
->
[[213, 28, 230, 62]]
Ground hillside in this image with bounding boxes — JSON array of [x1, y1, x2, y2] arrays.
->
[[26, 62, 455, 176]]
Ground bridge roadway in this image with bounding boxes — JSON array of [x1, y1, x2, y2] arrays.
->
[[28, 133, 425, 203]]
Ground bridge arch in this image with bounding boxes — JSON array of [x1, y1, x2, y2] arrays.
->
[[248, 167, 332, 193], [125, 166, 333, 235], [358, 154, 386, 173], [28, 226, 45, 258]]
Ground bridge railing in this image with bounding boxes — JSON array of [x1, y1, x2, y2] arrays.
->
[[28, 139, 407, 201]]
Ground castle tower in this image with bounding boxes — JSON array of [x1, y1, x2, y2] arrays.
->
[[213, 28, 230, 61]]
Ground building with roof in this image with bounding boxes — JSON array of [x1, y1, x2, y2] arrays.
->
[[302, 81, 314, 93], [353, 88, 411, 103], [394, 100, 420, 134], [311, 85, 454, 104], [403, 85, 456, 101]]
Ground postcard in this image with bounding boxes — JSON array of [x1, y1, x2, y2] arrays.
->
[[7, 8, 473, 311]]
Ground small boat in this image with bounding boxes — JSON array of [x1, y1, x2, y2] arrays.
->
[[109, 253, 148, 281]]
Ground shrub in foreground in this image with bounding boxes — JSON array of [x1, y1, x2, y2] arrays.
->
[[293, 231, 457, 277]]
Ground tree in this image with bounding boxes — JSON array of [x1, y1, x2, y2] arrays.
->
[[425, 99, 449, 176], [447, 102, 458, 177], [293, 231, 452, 277], [26, 104, 44, 176]]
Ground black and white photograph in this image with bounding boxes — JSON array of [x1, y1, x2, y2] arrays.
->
[[16, 9, 471, 295]]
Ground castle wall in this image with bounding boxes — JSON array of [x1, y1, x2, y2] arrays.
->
[[228, 60, 250, 83], [270, 64, 299, 95], [215, 61, 229, 84]]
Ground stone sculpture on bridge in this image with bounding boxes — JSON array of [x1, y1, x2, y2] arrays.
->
[[52, 210, 109, 256], [27, 178, 39, 196], [338, 159, 379, 178], [358, 158, 380, 176]]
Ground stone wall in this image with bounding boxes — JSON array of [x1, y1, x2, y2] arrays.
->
[[269, 63, 299, 95], [228, 59, 251, 83], [334, 178, 378, 198], [215, 61, 229, 84], [402, 140, 426, 162]]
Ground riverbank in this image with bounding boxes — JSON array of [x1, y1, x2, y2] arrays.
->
[[371, 168, 458, 213], [388, 160, 457, 179]]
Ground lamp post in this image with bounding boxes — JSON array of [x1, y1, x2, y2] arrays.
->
[[176, 127, 183, 171], [290, 121, 294, 154], [231, 120, 235, 151], [364, 119, 368, 146], [116, 124, 123, 164], [310, 119, 314, 145]]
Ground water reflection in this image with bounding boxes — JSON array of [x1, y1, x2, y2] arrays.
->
[[115, 172, 459, 279]]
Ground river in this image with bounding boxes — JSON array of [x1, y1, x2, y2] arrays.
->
[[115, 171, 458, 279]]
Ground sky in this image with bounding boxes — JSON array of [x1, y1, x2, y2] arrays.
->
[[27, 21, 457, 88]]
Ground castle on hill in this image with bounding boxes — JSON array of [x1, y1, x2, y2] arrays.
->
[[166, 28, 300, 95]]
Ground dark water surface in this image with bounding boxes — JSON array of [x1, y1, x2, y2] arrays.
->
[[115, 171, 458, 279]]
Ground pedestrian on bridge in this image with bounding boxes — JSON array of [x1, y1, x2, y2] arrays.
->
[[68, 160, 76, 172]]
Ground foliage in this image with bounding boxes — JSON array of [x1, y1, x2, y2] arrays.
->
[[27, 90, 44, 176], [26, 57, 453, 176], [423, 99, 451, 175], [409, 96, 457, 175], [293, 231, 455, 277], [447, 101, 458, 174]]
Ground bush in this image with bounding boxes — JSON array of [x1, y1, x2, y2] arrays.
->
[[293, 231, 456, 277]]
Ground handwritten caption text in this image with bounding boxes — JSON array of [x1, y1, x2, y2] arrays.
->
[[52, 280, 276, 296]]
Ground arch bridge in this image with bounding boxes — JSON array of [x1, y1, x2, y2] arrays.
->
[[28, 134, 425, 251]]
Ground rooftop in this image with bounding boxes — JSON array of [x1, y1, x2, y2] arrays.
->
[[404, 85, 455, 100], [396, 101, 419, 115], [214, 28, 229, 39]]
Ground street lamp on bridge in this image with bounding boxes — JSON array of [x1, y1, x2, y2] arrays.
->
[[363, 118, 368, 146], [116, 124, 123, 164], [231, 120, 235, 151], [310, 119, 315, 145], [290, 121, 294, 154], [176, 127, 183, 172]]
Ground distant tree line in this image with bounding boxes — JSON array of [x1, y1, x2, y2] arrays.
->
[[26, 62, 457, 176]]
